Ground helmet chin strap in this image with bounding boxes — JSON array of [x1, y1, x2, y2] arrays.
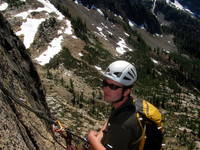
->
[[111, 95, 124, 104]]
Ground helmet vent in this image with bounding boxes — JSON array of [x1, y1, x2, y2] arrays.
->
[[130, 69, 136, 77], [113, 72, 122, 77], [123, 76, 131, 80], [128, 71, 134, 79]]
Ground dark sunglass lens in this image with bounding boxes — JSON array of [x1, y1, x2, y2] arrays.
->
[[109, 84, 119, 90], [102, 80, 123, 90]]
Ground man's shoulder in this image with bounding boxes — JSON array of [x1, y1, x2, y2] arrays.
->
[[123, 109, 139, 129]]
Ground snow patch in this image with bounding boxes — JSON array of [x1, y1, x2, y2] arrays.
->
[[140, 24, 145, 30], [152, 0, 157, 15], [97, 26, 103, 32], [119, 15, 123, 20], [58, 30, 62, 35], [107, 30, 113, 35], [97, 9, 104, 16], [72, 35, 78, 39], [173, 0, 184, 10], [163, 49, 170, 54], [179, 127, 192, 133], [16, 18, 45, 48], [96, 27, 107, 40], [125, 32, 129, 36], [95, 66, 102, 71], [166, 0, 194, 15], [35, 36, 63, 65], [74, 0, 79, 5], [64, 70, 72, 76], [153, 33, 163, 38], [128, 20, 146, 30], [101, 23, 108, 29], [0, 2, 8, 11], [79, 52, 83, 57], [36, 0, 64, 20], [64, 20, 73, 35], [116, 38, 132, 54], [151, 58, 159, 64], [128, 20, 136, 27]]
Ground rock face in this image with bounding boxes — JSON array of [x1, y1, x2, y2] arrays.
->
[[0, 13, 61, 150]]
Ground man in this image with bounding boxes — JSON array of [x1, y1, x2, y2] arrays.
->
[[87, 60, 143, 150]]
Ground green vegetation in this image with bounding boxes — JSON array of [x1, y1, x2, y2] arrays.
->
[[168, 53, 200, 90], [156, 1, 200, 59], [45, 69, 110, 120], [81, 44, 114, 69], [71, 17, 89, 43], [122, 23, 200, 149], [50, 1, 90, 43], [45, 47, 102, 87], [7, 0, 25, 8], [32, 17, 59, 48], [42, 2, 199, 148]]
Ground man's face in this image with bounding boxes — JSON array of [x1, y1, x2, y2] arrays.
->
[[101, 79, 124, 103]]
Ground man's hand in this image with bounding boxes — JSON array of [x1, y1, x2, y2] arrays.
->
[[87, 130, 105, 150], [88, 130, 103, 142]]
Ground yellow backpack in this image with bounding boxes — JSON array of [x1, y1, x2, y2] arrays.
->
[[133, 99, 164, 150]]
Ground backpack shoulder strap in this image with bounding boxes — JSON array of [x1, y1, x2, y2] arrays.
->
[[131, 112, 146, 150]]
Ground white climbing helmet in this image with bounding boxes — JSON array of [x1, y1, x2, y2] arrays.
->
[[103, 60, 137, 86]]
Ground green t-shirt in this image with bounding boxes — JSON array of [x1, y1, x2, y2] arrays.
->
[[102, 98, 142, 150]]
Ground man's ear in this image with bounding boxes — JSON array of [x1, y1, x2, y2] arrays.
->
[[123, 88, 131, 97]]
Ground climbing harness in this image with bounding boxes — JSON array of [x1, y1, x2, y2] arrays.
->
[[0, 82, 89, 150], [53, 120, 89, 150]]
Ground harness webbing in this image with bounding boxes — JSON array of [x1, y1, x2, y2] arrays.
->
[[131, 114, 146, 145]]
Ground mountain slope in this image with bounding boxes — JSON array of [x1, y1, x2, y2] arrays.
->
[[0, 0, 200, 150]]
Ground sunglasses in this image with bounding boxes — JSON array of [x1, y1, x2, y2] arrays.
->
[[102, 80, 123, 90]]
